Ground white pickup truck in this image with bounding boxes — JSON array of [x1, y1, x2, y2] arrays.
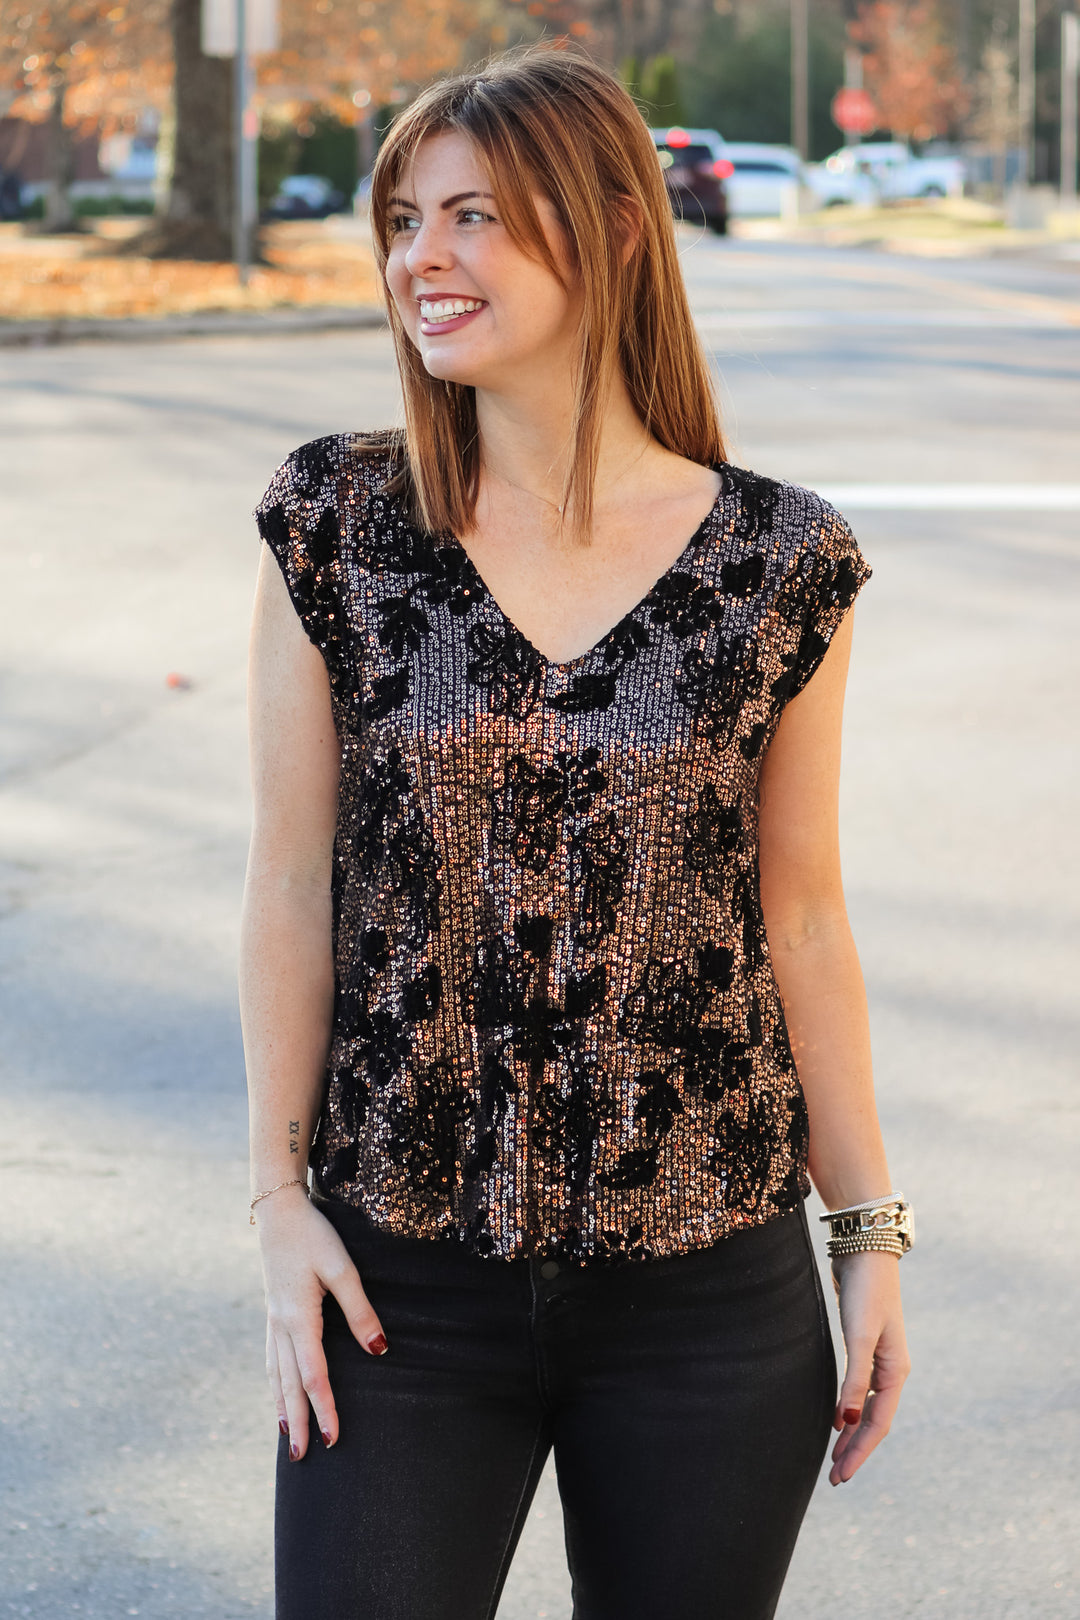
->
[[805, 142, 965, 206]]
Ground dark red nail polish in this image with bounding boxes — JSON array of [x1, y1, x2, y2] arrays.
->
[[278, 1417, 290, 1439], [843, 1406, 862, 1426], [367, 1332, 388, 1356], [321, 1428, 334, 1448], [289, 1441, 300, 1462]]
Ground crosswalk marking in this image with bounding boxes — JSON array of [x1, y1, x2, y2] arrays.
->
[[811, 484, 1080, 509], [696, 308, 1076, 330]]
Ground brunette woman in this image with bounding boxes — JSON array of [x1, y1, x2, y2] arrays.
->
[[240, 45, 912, 1620]]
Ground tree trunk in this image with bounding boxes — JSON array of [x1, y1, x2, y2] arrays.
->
[[126, 0, 234, 258], [42, 78, 77, 232]]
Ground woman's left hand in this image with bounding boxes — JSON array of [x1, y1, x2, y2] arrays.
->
[[829, 1250, 910, 1485]]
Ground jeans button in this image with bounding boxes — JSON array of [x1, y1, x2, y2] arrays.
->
[[540, 1260, 560, 1280]]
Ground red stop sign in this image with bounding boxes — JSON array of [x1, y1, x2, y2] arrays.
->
[[831, 87, 877, 135]]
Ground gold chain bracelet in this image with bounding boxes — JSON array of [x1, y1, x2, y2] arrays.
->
[[819, 1192, 914, 1259], [249, 1178, 309, 1225]]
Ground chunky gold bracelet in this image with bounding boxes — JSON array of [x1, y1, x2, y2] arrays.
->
[[249, 1178, 309, 1225], [819, 1192, 914, 1259]]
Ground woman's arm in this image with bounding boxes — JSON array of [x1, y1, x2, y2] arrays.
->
[[239, 544, 387, 1462], [757, 609, 910, 1485]]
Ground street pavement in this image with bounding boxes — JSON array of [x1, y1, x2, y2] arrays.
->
[[1, 232, 1078, 1618]]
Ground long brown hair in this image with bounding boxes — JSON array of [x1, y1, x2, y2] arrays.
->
[[369, 44, 726, 542]]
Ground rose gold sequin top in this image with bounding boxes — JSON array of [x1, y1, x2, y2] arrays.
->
[[255, 432, 871, 1263]]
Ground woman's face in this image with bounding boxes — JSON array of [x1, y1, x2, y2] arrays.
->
[[384, 130, 583, 394]]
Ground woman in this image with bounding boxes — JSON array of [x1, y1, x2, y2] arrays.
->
[[240, 45, 912, 1620]]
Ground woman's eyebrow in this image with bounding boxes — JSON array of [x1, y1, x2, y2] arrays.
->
[[386, 191, 496, 211]]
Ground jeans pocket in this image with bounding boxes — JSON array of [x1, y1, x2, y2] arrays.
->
[[797, 1201, 838, 1432]]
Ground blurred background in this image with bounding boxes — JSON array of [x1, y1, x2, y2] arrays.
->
[[0, 0, 1078, 316], [1, 4, 1079, 1620]]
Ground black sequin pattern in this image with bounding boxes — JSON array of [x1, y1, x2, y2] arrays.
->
[[254, 432, 871, 1263]]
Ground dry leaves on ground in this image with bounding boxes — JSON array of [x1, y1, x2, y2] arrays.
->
[[0, 220, 381, 321]]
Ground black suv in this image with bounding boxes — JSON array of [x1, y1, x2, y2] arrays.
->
[[651, 127, 733, 236]]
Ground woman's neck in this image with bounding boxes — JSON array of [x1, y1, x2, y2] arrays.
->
[[473, 367, 654, 517]]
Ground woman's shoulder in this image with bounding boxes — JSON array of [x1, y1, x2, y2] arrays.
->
[[720, 461, 854, 552], [717, 461, 870, 618], [256, 429, 406, 520]]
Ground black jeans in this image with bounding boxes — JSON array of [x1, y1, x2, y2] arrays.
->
[[275, 1199, 836, 1620]]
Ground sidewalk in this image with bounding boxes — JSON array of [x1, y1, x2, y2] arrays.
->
[[732, 196, 1080, 259], [0, 304, 385, 346]]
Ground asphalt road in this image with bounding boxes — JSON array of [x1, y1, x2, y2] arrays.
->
[[1, 234, 1078, 1619]]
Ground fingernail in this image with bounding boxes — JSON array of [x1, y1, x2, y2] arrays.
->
[[367, 1332, 388, 1355], [289, 1441, 300, 1462], [278, 1417, 290, 1439], [321, 1428, 334, 1448], [843, 1406, 862, 1427]]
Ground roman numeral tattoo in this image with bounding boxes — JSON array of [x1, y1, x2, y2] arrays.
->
[[289, 1120, 300, 1155]]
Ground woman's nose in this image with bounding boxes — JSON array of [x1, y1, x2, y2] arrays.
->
[[404, 220, 453, 277]]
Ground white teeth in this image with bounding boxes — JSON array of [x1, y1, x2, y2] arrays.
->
[[419, 298, 483, 323]]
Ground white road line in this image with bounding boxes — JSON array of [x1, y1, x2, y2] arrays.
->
[[695, 309, 1075, 330], [812, 484, 1080, 510]]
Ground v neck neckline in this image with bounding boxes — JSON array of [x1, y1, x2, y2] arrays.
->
[[441, 467, 729, 674]]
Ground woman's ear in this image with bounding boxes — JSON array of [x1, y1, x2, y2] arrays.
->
[[614, 195, 645, 265]]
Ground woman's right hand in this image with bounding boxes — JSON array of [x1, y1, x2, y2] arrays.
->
[[255, 1189, 388, 1459]]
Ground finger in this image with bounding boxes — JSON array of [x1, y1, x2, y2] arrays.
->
[[265, 1324, 289, 1441], [293, 1334, 340, 1451], [275, 1333, 310, 1461], [829, 1376, 905, 1485], [323, 1255, 389, 1358], [835, 1330, 876, 1433]]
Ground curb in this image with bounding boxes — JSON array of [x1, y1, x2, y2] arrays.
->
[[0, 304, 387, 347]]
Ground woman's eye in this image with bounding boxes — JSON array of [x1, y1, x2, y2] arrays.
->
[[388, 213, 420, 235], [459, 208, 495, 225]]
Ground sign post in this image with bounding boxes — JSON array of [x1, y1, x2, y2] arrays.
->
[[790, 0, 809, 159], [202, 0, 279, 282], [842, 50, 864, 146], [1018, 0, 1035, 186], [1063, 13, 1079, 207]]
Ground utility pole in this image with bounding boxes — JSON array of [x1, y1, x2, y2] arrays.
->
[[1064, 12, 1079, 206], [1017, 0, 1036, 184], [233, 0, 252, 282], [791, 0, 809, 159]]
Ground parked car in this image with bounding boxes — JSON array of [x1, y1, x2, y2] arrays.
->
[[0, 169, 23, 220], [262, 174, 347, 221], [650, 127, 732, 235], [804, 142, 965, 207], [721, 143, 804, 217]]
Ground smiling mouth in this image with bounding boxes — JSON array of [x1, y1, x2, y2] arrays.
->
[[418, 297, 487, 325]]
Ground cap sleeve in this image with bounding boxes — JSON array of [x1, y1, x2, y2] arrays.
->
[[254, 440, 343, 663], [787, 507, 872, 698]]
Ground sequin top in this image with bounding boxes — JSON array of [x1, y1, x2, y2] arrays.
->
[[254, 432, 871, 1264]]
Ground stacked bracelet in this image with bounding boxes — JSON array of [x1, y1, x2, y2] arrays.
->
[[819, 1192, 914, 1260]]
